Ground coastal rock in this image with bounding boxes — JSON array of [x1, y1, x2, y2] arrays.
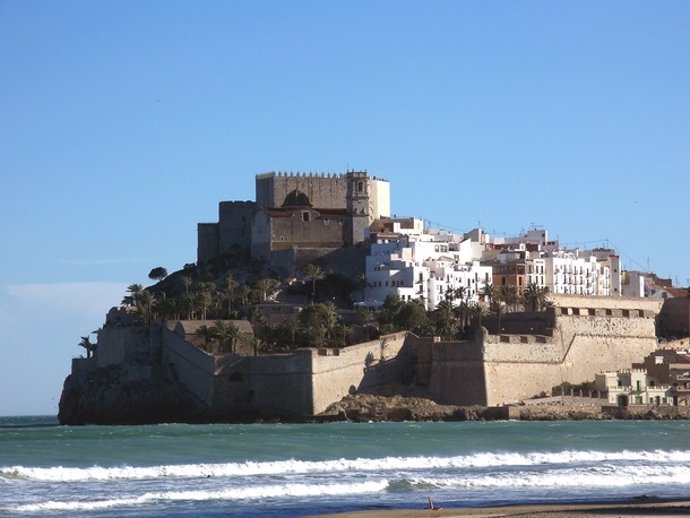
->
[[321, 394, 516, 422], [58, 365, 204, 425]]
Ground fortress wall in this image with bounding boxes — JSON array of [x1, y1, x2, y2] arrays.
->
[[311, 332, 409, 414], [480, 309, 659, 406], [197, 223, 219, 264], [96, 327, 151, 368], [212, 350, 314, 417], [550, 293, 663, 313], [269, 210, 346, 249], [217, 201, 256, 254], [429, 337, 488, 406], [161, 327, 216, 405]]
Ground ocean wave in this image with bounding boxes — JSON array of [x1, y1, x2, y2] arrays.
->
[[3, 449, 690, 482], [399, 464, 690, 489], [7, 480, 389, 513]]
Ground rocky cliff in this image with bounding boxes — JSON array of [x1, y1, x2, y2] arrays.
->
[[58, 364, 206, 425]]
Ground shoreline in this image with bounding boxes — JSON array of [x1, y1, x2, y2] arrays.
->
[[309, 499, 690, 517]]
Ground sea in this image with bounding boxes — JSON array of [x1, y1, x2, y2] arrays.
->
[[2, 416, 690, 517]]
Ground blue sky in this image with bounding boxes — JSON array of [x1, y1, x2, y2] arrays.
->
[[1, 1, 689, 416]]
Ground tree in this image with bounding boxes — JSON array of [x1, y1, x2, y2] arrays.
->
[[482, 283, 495, 305], [195, 282, 215, 320], [498, 285, 519, 312], [78, 335, 96, 359], [255, 278, 279, 303], [222, 274, 239, 318], [248, 336, 266, 356], [280, 318, 301, 348], [136, 290, 157, 325], [121, 283, 144, 307], [523, 282, 548, 312], [304, 263, 326, 303], [195, 324, 215, 353], [316, 302, 340, 344], [211, 320, 241, 354], [354, 273, 370, 302], [148, 266, 168, 283], [393, 300, 428, 332], [433, 300, 457, 340], [180, 276, 194, 319], [490, 300, 505, 334]]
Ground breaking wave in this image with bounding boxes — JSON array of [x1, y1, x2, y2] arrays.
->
[[3, 449, 690, 483], [8, 480, 389, 513]]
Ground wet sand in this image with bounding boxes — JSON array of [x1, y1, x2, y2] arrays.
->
[[309, 499, 690, 517]]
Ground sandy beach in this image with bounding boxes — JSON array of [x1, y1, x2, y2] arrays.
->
[[309, 499, 690, 517]]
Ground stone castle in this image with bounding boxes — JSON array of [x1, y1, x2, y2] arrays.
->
[[57, 171, 676, 424], [197, 171, 390, 275], [59, 294, 663, 423]]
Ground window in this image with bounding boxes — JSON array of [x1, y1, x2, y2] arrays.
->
[[302, 211, 310, 222], [358, 181, 363, 192]]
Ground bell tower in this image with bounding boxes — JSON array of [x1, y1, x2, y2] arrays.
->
[[346, 171, 370, 245]]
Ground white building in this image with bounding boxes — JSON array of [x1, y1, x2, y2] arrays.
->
[[594, 369, 672, 406], [363, 221, 491, 310]]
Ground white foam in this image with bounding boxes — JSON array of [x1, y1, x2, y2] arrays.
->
[[9, 480, 389, 513], [3, 449, 690, 482], [406, 464, 690, 489]]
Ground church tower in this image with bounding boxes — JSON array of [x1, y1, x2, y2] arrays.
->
[[346, 171, 371, 245]]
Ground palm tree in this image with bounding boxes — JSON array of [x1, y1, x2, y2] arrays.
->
[[78, 335, 96, 359], [211, 320, 242, 354], [523, 282, 546, 312], [195, 282, 215, 320], [248, 336, 266, 356], [358, 307, 375, 340], [156, 292, 183, 322], [468, 302, 485, 329], [195, 324, 215, 353], [121, 283, 144, 307], [279, 318, 300, 347], [223, 274, 238, 317], [255, 278, 279, 303], [433, 300, 457, 340], [317, 302, 340, 344], [498, 285, 519, 312], [482, 283, 495, 305], [490, 300, 505, 334], [180, 276, 194, 319], [136, 290, 157, 325], [354, 273, 370, 302], [236, 285, 252, 308], [304, 263, 326, 304]]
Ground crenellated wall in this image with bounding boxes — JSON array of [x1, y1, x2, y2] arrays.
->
[[430, 295, 663, 406]]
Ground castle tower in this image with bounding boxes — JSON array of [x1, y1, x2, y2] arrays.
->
[[346, 172, 371, 245]]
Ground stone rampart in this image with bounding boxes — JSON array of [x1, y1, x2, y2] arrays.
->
[[96, 326, 151, 368], [430, 296, 663, 407], [161, 326, 215, 405], [429, 334, 488, 405], [311, 332, 409, 414]]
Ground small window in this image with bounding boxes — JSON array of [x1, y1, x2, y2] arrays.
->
[[302, 211, 310, 222]]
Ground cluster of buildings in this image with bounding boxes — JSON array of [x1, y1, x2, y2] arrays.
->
[[197, 171, 677, 312], [595, 342, 690, 407], [363, 221, 624, 310]]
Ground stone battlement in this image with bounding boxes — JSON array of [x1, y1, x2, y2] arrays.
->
[[256, 170, 386, 181]]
